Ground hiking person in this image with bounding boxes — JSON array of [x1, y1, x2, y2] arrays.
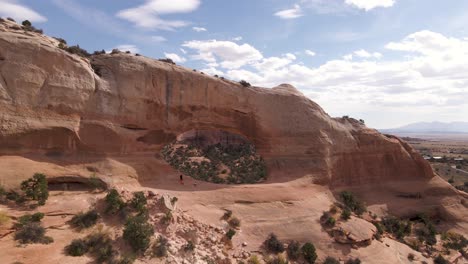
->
[[179, 174, 184, 185]]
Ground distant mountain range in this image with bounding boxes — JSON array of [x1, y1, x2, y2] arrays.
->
[[380, 122, 468, 134]]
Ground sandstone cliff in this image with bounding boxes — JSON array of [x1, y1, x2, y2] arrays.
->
[[0, 19, 434, 187]]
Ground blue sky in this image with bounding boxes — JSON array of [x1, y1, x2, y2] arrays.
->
[[1, 0, 468, 129]]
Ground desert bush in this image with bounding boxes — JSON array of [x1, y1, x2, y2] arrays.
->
[[381, 216, 412, 239], [374, 222, 384, 239], [339, 191, 365, 215], [14, 222, 53, 244], [62, 45, 90, 57], [442, 232, 468, 250], [184, 240, 195, 251], [21, 173, 49, 205], [152, 236, 169, 257], [159, 58, 176, 65], [65, 238, 89, 256], [226, 229, 236, 240], [7, 17, 16, 22], [434, 255, 448, 264], [105, 189, 125, 214], [223, 209, 233, 220], [267, 255, 288, 264], [287, 240, 301, 260], [345, 258, 361, 264], [70, 210, 99, 229], [264, 233, 284, 253], [407, 253, 415, 261], [21, 20, 31, 27], [321, 212, 336, 227], [302, 242, 317, 264], [239, 80, 251, 87], [129, 191, 147, 213], [341, 208, 351, 220], [123, 214, 153, 253], [248, 255, 261, 264], [229, 217, 241, 228], [161, 211, 173, 225], [324, 257, 340, 264], [16, 212, 44, 228]]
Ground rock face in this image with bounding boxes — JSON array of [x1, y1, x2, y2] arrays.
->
[[333, 217, 376, 245], [0, 19, 435, 187]]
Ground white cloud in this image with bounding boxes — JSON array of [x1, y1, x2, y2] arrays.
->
[[114, 44, 139, 53], [116, 0, 200, 30], [305, 50, 316, 56], [192, 26, 207, 32], [0, 0, 47, 22], [344, 0, 395, 11], [164, 52, 187, 63], [353, 49, 382, 59], [233, 36, 243, 41], [182, 40, 263, 69], [180, 48, 187, 54], [193, 30, 468, 127], [274, 4, 304, 19]]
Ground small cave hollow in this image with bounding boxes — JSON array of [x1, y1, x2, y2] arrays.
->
[[47, 176, 107, 191]]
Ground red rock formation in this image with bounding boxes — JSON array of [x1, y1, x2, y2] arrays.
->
[[0, 19, 435, 187]]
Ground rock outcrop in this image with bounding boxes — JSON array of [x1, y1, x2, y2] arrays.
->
[[0, 19, 434, 187]]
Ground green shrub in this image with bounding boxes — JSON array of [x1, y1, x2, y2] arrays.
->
[[123, 214, 153, 253], [381, 216, 412, 240], [264, 233, 284, 253], [239, 80, 251, 87], [89, 175, 105, 190], [22, 20, 32, 27], [16, 212, 44, 228], [21, 173, 49, 205], [105, 189, 125, 214], [442, 232, 468, 250], [324, 257, 340, 264], [152, 236, 169, 257], [14, 222, 53, 244], [407, 253, 415, 261], [223, 209, 233, 220], [341, 208, 351, 220], [6, 190, 25, 204], [65, 238, 89, 256], [302, 242, 317, 264], [287, 240, 301, 260], [63, 45, 90, 57], [226, 229, 236, 240], [345, 258, 361, 264], [339, 191, 366, 215], [129, 191, 147, 213], [86, 231, 116, 262], [70, 210, 99, 229]]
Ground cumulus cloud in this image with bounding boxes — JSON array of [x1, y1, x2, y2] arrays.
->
[[164, 52, 187, 63], [185, 30, 468, 127], [192, 26, 207, 32], [117, 0, 200, 30], [274, 4, 304, 19], [233, 36, 243, 41], [0, 0, 47, 22], [182, 40, 263, 69], [344, 0, 395, 11], [305, 50, 316, 56]]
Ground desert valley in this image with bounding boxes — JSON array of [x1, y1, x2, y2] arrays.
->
[[0, 9, 467, 264]]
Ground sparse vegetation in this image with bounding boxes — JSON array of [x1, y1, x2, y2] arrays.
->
[[70, 210, 99, 229], [105, 189, 125, 214], [21, 173, 49, 205], [339, 191, 366, 215], [324, 257, 340, 264], [0, 211, 10, 226], [345, 258, 361, 264], [159, 58, 176, 65], [341, 208, 351, 220], [248, 255, 261, 264], [161, 142, 267, 184], [65, 238, 89, 256], [239, 80, 251, 87], [129, 191, 147, 213], [264, 233, 285, 253], [59, 44, 90, 57], [226, 229, 236, 240], [433, 255, 449, 264], [266, 255, 288, 264], [321, 211, 336, 227], [14, 213, 53, 245], [184, 240, 195, 252], [381, 216, 412, 240], [21, 20, 43, 33], [301, 242, 317, 264], [223, 209, 233, 220], [228, 216, 241, 228], [123, 214, 154, 253], [407, 253, 415, 261], [287, 240, 301, 260], [441, 232, 468, 251]]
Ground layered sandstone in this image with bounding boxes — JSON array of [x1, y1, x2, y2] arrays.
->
[[0, 19, 434, 187]]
